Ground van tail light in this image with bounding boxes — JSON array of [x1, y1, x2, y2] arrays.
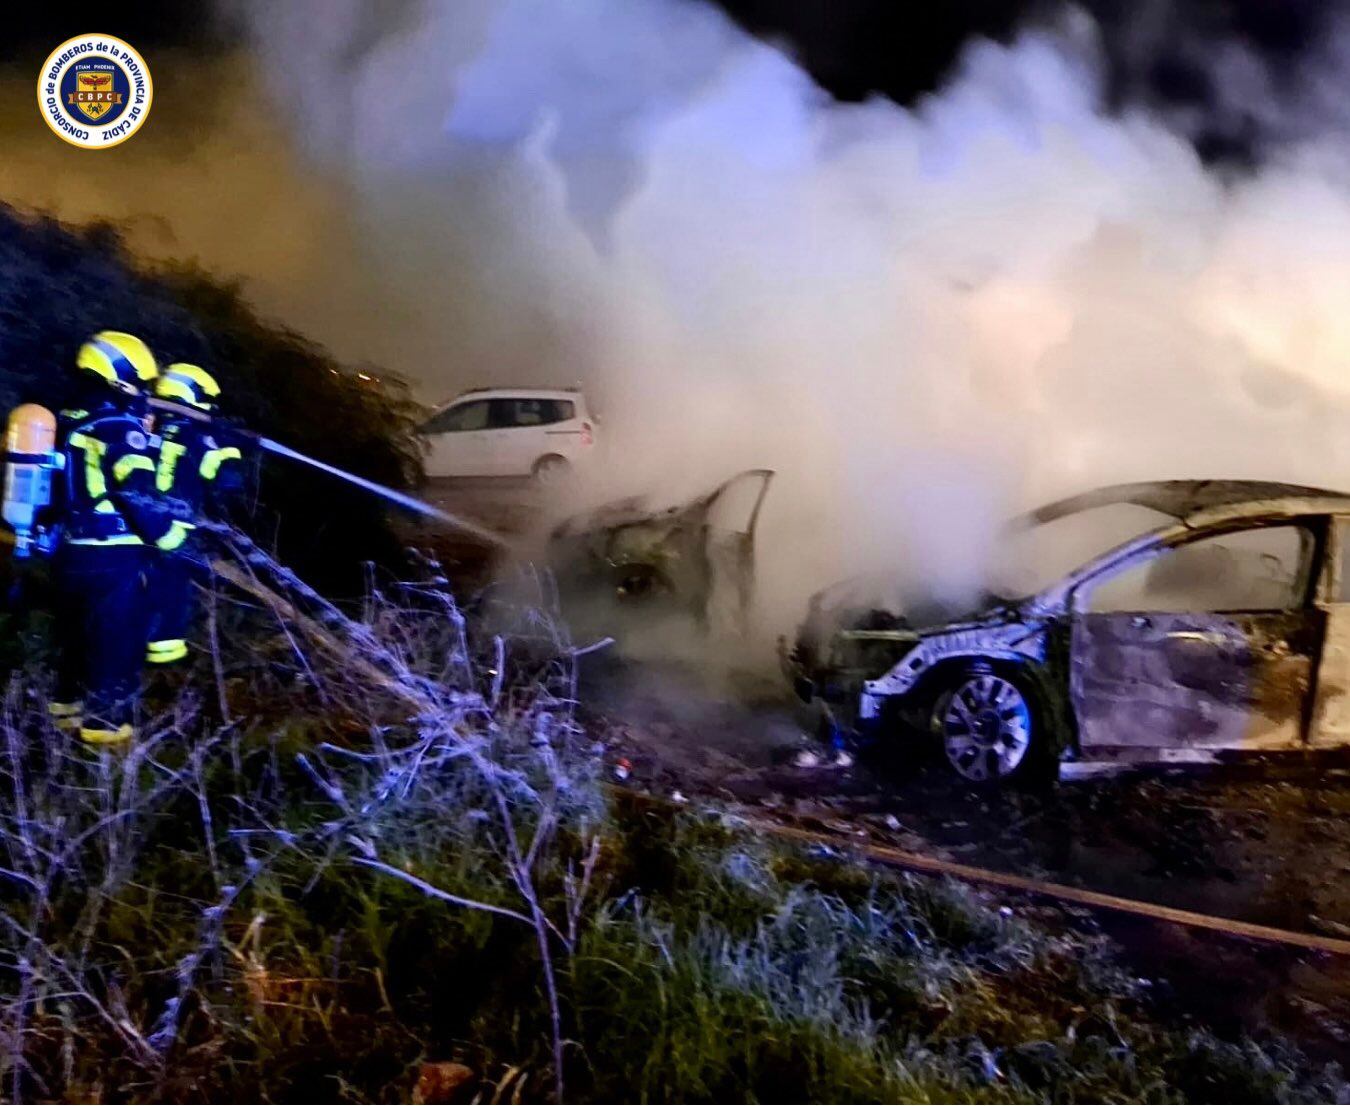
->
[[580, 421, 594, 446]]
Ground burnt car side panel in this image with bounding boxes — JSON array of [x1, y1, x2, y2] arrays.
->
[[861, 618, 1050, 716], [1065, 512, 1329, 753], [1071, 610, 1321, 750]]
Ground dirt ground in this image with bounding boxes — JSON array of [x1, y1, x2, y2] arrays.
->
[[410, 479, 1350, 1062], [575, 650, 1350, 1063]]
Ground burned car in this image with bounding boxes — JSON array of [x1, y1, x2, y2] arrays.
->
[[784, 481, 1350, 784], [548, 469, 774, 633]]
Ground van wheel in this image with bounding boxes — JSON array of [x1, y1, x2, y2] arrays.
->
[[931, 666, 1048, 786], [532, 455, 570, 484]]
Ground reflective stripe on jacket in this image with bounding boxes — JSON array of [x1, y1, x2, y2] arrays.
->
[[58, 407, 178, 547], [153, 418, 246, 528]]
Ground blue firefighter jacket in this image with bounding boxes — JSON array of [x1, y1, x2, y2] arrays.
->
[[153, 417, 245, 534], [56, 399, 189, 550]]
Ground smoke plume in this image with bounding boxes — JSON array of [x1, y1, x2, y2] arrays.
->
[[243, 0, 1350, 632], [11, 0, 1350, 643]]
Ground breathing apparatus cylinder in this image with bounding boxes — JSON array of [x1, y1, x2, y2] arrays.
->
[[4, 404, 58, 558]]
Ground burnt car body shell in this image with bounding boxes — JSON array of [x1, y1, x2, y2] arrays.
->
[[787, 481, 1350, 765], [549, 469, 774, 629]]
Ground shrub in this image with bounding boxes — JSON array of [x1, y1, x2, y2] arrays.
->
[[0, 203, 423, 586]]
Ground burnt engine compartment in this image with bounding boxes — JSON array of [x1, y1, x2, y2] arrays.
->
[[548, 469, 773, 634]]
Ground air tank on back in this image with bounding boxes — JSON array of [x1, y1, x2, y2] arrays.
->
[[4, 404, 58, 558]]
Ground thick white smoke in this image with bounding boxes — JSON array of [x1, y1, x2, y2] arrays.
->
[[13, 0, 1350, 646], [239, 0, 1350, 640]]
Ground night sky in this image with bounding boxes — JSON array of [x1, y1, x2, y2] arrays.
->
[[3, 2, 228, 63], [3, 0, 1343, 162]]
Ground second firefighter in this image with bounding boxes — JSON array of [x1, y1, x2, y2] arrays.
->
[[145, 363, 245, 666]]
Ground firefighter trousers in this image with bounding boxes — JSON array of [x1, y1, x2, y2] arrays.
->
[[53, 543, 151, 727], [145, 546, 196, 664]]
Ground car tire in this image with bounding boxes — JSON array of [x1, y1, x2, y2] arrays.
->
[[930, 664, 1053, 787], [532, 455, 570, 484]]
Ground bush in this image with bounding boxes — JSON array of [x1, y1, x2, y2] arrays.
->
[[0, 203, 424, 586]]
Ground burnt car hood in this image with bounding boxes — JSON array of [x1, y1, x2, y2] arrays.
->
[[799, 572, 1016, 640], [789, 570, 1027, 695]]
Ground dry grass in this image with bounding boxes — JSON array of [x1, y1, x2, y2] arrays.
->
[[0, 529, 1342, 1102]]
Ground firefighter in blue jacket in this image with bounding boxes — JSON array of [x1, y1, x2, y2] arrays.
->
[[145, 363, 244, 666], [49, 332, 190, 744]]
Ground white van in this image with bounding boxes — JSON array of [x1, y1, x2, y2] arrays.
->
[[420, 387, 596, 479]]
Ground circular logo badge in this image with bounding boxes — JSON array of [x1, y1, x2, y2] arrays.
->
[[37, 35, 152, 149]]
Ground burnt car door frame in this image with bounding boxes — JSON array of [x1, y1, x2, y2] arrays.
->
[[1309, 514, 1350, 746], [701, 468, 774, 632], [1063, 513, 1331, 756]]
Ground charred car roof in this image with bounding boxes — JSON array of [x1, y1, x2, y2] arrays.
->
[[1016, 480, 1350, 528]]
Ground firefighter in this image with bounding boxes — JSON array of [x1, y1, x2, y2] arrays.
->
[[145, 363, 244, 666], [48, 332, 188, 744]]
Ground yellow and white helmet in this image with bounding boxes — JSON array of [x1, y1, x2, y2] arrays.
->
[[76, 331, 158, 394], [155, 362, 221, 411]]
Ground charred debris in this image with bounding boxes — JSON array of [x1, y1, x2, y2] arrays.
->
[[548, 468, 773, 634]]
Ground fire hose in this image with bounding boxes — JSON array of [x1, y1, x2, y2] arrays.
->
[[1, 398, 510, 559], [248, 435, 508, 548]]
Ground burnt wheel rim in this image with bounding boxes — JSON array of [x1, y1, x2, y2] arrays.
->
[[940, 674, 1031, 782]]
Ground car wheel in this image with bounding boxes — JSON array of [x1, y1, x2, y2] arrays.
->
[[932, 667, 1042, 785], [533, 455, 570, 484]]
